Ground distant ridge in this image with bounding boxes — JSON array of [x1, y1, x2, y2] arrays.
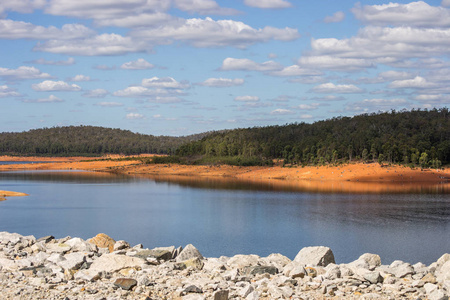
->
[[177, 108, 449, 166], [0, 125, 208, 156]]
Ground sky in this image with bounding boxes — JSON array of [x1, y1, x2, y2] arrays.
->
[[1, 0, 450, 136]]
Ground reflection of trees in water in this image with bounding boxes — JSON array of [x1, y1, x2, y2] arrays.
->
[[143, 174, 450, 195], [0, 171, 135, 184]]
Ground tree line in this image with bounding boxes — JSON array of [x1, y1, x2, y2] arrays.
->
[[0, 126, 207, 156], [176, 108, 449, 167]]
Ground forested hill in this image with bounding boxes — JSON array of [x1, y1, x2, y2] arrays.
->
[[177, 108, 450, 166], [0, 126, 208, 156]]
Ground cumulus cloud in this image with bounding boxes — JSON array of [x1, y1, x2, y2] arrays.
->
[[82, 89, 109, 98], [131, 17, 299, 48], [113, 86, 185, 97], [32, 80, 81, 92], [244, 0, 292, 9], [126, 113, 145, 120], [70, 75, 91, 82], [270, 65, 322, 76], [120, 58, 154, 70], [298, 55, 374, 72], [30, 57, 75, 65], [388, 76, 436, 89], [221, 58, 282, 72], [0, 0, 46, 16], [0, 66, 52, 80], [352, 2, 450, 27], [34, 33, 147, 56], [198, 77, 244, 87], [234, 95, 260, 102], [141, 77, 189, 89], [311, 83, 364, 94], [443, 0, 450, 7], [295, 103, 320, 110], [0, 20, 94, 40], [95, 102, 124, 107], [346, 98, 408, 113], [270, 108, 295, 115], [0, 85, 21, 97], [324, 11, 345, 23], [173, 0, 239, 15], [36, 95, 63, 103]]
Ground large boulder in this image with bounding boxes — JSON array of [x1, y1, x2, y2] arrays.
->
[[87, 233, 116, 253], [88, 253, 146, 273], [176, 244, 203, 262], [293, 246, 335, 267]]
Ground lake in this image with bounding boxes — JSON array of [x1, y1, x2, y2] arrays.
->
[[0, 170, 448, 265]]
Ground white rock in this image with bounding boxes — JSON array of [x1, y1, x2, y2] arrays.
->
[[74, 269, 101, 282], [227, 254, 260, 269], [88, 253, 146, 273], [58, 252, 86, 271], [65, 237, 97, 253], [176, 244, 203, 262], [293, 246, 335, 267]]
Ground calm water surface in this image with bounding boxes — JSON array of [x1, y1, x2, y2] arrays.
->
[[0, 171, 448, 265]]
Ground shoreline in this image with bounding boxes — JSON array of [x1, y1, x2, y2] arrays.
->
[[1, 155, 449, 194], [0, 231, 448, 299], [0, 155, 448, 183]]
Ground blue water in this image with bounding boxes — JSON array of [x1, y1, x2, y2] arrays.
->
[[0, 171, 449, 265]]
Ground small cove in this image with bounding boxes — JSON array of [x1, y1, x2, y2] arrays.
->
[[0, 170, 448, 265]]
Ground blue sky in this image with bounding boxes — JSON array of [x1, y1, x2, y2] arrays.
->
[[1, 0, 449, 136]]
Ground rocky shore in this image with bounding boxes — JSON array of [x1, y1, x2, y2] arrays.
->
[[0, 232, 448, 300]]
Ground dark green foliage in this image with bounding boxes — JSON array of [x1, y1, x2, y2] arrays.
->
[[0, 126, 207, 156], [176, 108, 450, 166]]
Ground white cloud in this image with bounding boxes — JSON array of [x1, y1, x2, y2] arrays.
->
[[298, 55, 374, 72], [131, 17, 299, 48], [0, 20, 94, 40], [300, 114, 313, 119], [34, 33, 147, 56], [0, 85, 20, 97], [95, 12, 175, 28], [45, 0, 170, 20], [270, 65, 322, 76], [311, 83, 364, 94], [310, 95, 346, 102], [234, 95, 260, 102], [32, 80, 81, 92], [141, 77, 189, 89], [324, 11, 345, 23], [352, 2, 450, 27], [0, 0, 46, 16], [198, 77, 244, 87], [36, 95, 63, 103], [295, 103, 320, 110], [0, 66, 52, 80], [388, 76, 436, 89], [221, 58, 282, 72], [443, 0, 450, 7], [126, 113, 145, 120], [244, 0, 292, 9], [174, 0, 239, 15], [413, 93, 450, 104], [31, 57, 75, 65], [270, 108, 294, 115], [120, 58, 154, 70], [346, 98, 408, 113], [113, 86, 185, 97], [82, 89, 109, 98], [70, 74, 91, 82], [96, 102, 123, 107]]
